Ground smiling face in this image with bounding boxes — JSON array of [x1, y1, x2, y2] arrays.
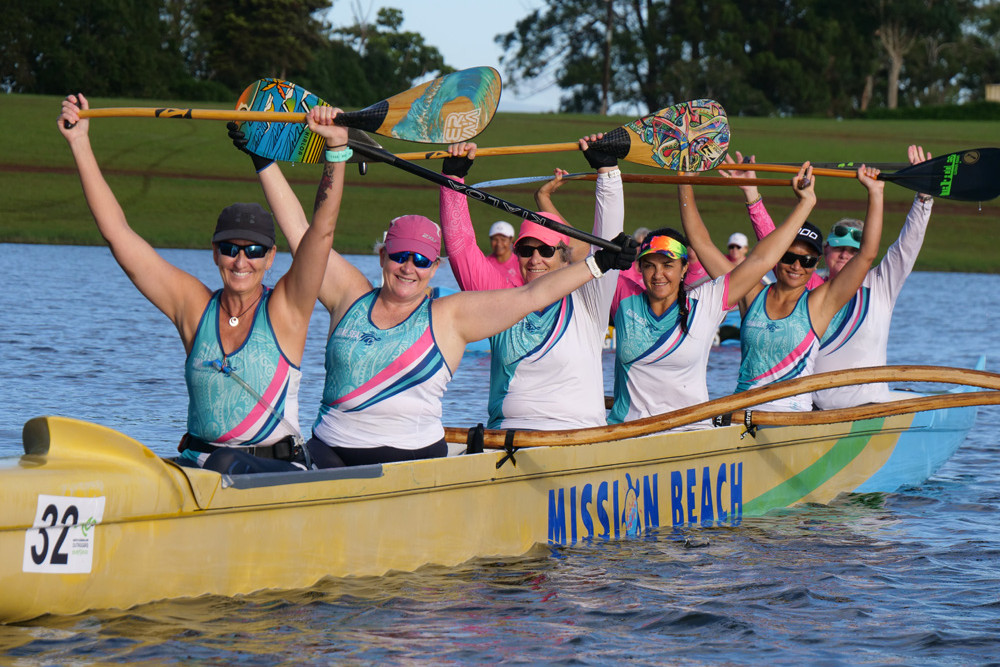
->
[[380, 247, 438, 300], [774, 240, 820, 288], [489, 233, 513, 262], [640, 253, 688, 304], [213, 239, 275, 296], [515, 239, 568, 283]]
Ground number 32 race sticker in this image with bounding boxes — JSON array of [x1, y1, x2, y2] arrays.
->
[[23, 495, 106, 574]]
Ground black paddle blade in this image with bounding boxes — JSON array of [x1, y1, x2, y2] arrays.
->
[[886, 148, 1000, 202]]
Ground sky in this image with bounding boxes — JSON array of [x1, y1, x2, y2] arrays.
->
[[323, 0, 561, 112]]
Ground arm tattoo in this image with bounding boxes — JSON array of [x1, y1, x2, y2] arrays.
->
[[313, 162, 336, 213]]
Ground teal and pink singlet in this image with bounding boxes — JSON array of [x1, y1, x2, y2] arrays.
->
[[736, 285, 818, 411], [183, 288, 302, 457], [609, 275, 732, 427], [312, 289, 452, 449]]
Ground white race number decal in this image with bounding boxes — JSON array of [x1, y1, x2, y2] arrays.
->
[[23, 495, 106, 573]]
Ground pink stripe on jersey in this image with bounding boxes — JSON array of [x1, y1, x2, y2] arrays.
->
[[750, 330, 817, 385], [332, 329, 435, 407], [217, 355, 290, 442]]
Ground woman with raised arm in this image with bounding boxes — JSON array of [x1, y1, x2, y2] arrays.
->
[[683, 164, 885, 411], [719, 146, 934, 409], [609, 164, 816, 426], [58, 95, 349, 474], [227, 131, 637, 464], [439, 138, 632, 430]]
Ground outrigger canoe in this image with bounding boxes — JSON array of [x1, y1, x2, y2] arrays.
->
[[1, 362, 996, 623]]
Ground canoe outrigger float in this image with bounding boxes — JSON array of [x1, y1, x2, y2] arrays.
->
[[1, 362, 996, 623]]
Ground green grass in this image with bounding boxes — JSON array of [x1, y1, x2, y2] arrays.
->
[[1, 92, 998, 272]]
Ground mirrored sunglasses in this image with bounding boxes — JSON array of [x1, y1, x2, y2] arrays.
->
[[779, 251, 819, 269], [388, 250, 435, 269], [830, 224, 863, 243], [514, 242, 558, 259], [217, 241, 270, 259]]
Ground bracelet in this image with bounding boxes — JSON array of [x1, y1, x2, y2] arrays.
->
[[585, 255, 604, 279], [745, 194, 762, 207], [324, 147, 353, 163], [917, 193, 933, 203]]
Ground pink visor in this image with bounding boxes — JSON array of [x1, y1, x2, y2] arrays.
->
[[515, 213, 571, 248]]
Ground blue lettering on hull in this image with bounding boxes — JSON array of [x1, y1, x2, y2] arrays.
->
[[547, 462, 743, 544]]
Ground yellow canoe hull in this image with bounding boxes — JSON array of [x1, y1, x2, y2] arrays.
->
[[0, 405, 974, 623]]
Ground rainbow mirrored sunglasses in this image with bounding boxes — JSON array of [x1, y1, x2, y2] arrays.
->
[[638, 234, 688, 261]]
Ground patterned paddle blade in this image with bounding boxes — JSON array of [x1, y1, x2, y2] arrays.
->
[[236, 67, 502, 164], [594, 99, 730, 171], [236, 78, 330, 163]]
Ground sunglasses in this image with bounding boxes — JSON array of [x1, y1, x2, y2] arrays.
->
[[387, 250, 435, 269], [728, 244, 744, 250], [830, 224, 863, 243], [217, 241, 270, 259], [514, 243, 558, 259], [779, 251, 819, 269]]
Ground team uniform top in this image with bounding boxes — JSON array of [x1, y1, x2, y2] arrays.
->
[[736, 285, 818, 412], [440, 169, 623, 430], [313, 290, 451, 449], [184, 288, 301, 454], [748, 195, 933, 408], [609, 274, 734, 427]]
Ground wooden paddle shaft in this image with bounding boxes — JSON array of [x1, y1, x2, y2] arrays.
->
[[397, 143, 580, 161], [528, 173, 792, 188], [80, 108, 310, 122]]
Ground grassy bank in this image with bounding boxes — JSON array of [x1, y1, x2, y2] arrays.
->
[[1, 92, 997, 272]]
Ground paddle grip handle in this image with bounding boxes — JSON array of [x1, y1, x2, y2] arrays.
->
[[349, 142, 622, 252]]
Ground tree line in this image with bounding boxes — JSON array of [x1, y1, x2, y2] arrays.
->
[[499, 0, 1000, 116], [0, 1, 449, 105], [3, 1, 998, 117]]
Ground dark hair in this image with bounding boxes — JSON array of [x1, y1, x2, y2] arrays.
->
[[639, 227, 690, 334]]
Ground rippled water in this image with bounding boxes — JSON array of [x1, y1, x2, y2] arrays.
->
[[2, 243, 999, 663]]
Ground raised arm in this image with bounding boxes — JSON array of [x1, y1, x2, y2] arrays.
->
[[809, 165, 884, 330], [440, 142, 514, 290], [230, 123, 370, 312], [58, 94, 209, 344], [726, 163, 816, 306], [433, 241, 638, 368], [677, 182, 734, 279], [268, 107, 353, 353]]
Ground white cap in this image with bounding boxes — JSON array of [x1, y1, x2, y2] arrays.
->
[[488, 221, 515, 238], [727, 232, 749, 248]]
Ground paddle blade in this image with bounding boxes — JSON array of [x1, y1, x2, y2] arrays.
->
[[236, 78, 340, 163], [887, 148, 1000, 202], [593, 99, 730, 171], [344, 66, 502, 143]]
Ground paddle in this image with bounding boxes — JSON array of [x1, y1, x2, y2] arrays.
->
[[77, 66, 502, 158], [395, 99, 731, 172], [348, 142, 621, 251], [711, 148, 1000, 202], [442, 364, 1000, 447], [471, 172, 792, 189]]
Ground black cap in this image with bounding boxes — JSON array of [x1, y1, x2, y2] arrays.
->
[[795, 221, 823, 255], [213, 203, 275, 247]]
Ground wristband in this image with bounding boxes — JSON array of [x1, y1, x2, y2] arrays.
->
[[745, 194, 762, 207], [324, 147, 354, 163], [585, 255, 604, 279]]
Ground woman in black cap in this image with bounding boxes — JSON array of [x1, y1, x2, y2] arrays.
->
[[58, 94, 349, 473], [679, 164, 885, 411]]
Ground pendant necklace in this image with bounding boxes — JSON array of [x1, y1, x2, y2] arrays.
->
[[220, 288, 263, 327]]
